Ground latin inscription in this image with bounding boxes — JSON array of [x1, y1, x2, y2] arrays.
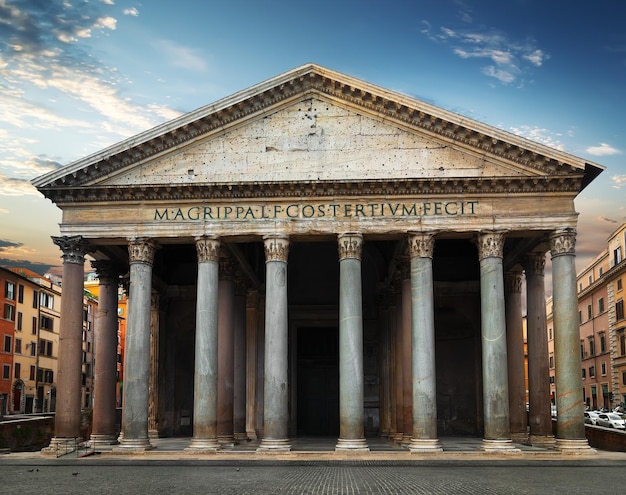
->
[[154, 201, 478, 222]]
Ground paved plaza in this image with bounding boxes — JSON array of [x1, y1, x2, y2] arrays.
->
[[2, 437, 626, 494]]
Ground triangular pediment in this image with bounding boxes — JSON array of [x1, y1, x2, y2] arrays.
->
[[33, 64, 603, 201]]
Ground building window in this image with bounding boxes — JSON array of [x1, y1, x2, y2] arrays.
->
[[617, 300, 625, 321], [582, 368, 586, 379], [32, 290, 38, 309], [14, 362, 20, 379], [17, 284, 24, 303], [578, 311, 582, 324], [549, 355, 554, 368], [39, 293, 54, 310], [599, 267, 604, 276], [38, 339, 53, 357], [549, 375, 555, 384], [599, 333, 606, 353], [615, 246, 623, 266], [621, 332, 626, 356], [3, 303, 15, 321], [40, 316, 54, 331], [599, 297, 605, 313], [623, 371, 626, 385], [30, 343, 36, 357], [619, 279, 623, 292], [2, 364, 9, 380], [29, 365, 35, 381], [587, 304, 592, 320], [16, 311, 22, 331], [14, 338, 21, 354], [580, 340, 585, 359], [548, 327, 553, 340], [31, 316, 37, 335], [588, 275, 593, 285], [579, 282, 583, 292], [601, 362, 607, 375], [3, 335, 11, 353], [589, 366, 596, 378], [589, 337, 596, 356], [5, 281, 15, 300]]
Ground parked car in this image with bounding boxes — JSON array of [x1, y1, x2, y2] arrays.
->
[[596, 412, 626, 429], [584, 411, 600, 425]]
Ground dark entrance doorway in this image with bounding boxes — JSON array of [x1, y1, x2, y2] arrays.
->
[[296, 327, 339, 436]]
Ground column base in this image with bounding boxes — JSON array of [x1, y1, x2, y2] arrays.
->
[[113, 437, 154, 452], [89, 434, 118, 448], [511, 431, 529, 444], [218, 435, 236, 448], [335, 438, 370, 451], [185, 438, 221, 452], [234, 432, 249, 441], [481, 439, 520, 452], [400, 434, 412, 447], [392, 432, 404, 443], [408, 438, 443, 452], [555, 438, 597, 454], [529, 434, 556, 448], [257, 438, 291, 452], [41, 437, 82, 457]]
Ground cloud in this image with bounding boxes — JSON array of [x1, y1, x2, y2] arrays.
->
[[152, 39, 209, 72], [0, 239, 23, 250], [421, 20, 548, 85], [586, 143, 621, 156], [0, 257, 55, 275], [507, 125, 565, 151], [612, 175, 626, 189], [0, 174, 40, 196], [124, 7, 139, 16]]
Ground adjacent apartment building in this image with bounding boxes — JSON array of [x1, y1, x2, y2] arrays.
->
[[548, 222, 626, 410]]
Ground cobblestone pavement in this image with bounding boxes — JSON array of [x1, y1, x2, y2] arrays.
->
[[1, 459, 626, 494]]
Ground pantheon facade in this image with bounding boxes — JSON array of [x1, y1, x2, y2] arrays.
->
[[34, 64, 603, 454]]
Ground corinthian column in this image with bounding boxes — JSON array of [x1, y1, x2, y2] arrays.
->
[[335, 233, 369, 451], [187, 236, 221, 451], [407, 232, 442, 452], [477, 232, 516, 451], [115, 238, 158, 451], [524, 252, 555, 447], [42, 236, 92, 455], [550, 229, 593, 453], [258, 235, 291, 452], [504, 268, 527, 442], [90, 260, 124, 448]]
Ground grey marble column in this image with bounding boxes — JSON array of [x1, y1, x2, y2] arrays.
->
[[115, 237, 158, 451], [401, 270, 412, 446], [187, 236, 221, 451], [217, 256, 236, 447], [378, 299, 391, 438], [258, 235, 291, 451], [477, 232, 517, 451], [550, 229, 593, 453], [335, 233, 369, 451], [504, 268, 528, 443], [90, 260, 123, 448], [233, 273, 248, 441], [524, 252, 555, 447], [407, 233, 442, 452], [42, 236, 92, 455]]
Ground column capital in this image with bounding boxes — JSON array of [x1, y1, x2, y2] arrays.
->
[[128, 238, 158, 266], [549, 228, 576, 258], [52, 235, 93, 265], [504, 269, 523, 294], [264, 235, 289, 262], [90, 260, 125, 283], [195, 236, 220, 263], [524, 252, 547, 276], [408, 232, 436, 259], [476, 231, 506, 260], [338, 233, 363, 261]]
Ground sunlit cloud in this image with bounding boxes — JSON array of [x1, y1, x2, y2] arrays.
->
[[421, 19, 548, 85], [612, 175, 626, 189], [0, 174, 40, 196], [152, 39, 209, 72], [586, 143, 621, 156], [124, 8, 139, 16], [507, 125, 565, 151]]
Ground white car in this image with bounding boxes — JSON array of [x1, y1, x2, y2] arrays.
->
[[584, 411, 600, 425], [596, 412, 626, 429]]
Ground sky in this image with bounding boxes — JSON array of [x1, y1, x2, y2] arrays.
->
[[0, 0, 624, 280]]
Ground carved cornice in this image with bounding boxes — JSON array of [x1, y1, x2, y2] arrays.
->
[[128, 237, 158, 266], [39, 176, 584, 203], [195, 235, 220, 263], [476, 231, 506, 260], [408, 233, 435, 259], [263, 235, 289, 262], [549, 228, 577, 258], [38, 70, 588, 195], [338, 233, 363, 261], [52, 235, 93, 265]]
